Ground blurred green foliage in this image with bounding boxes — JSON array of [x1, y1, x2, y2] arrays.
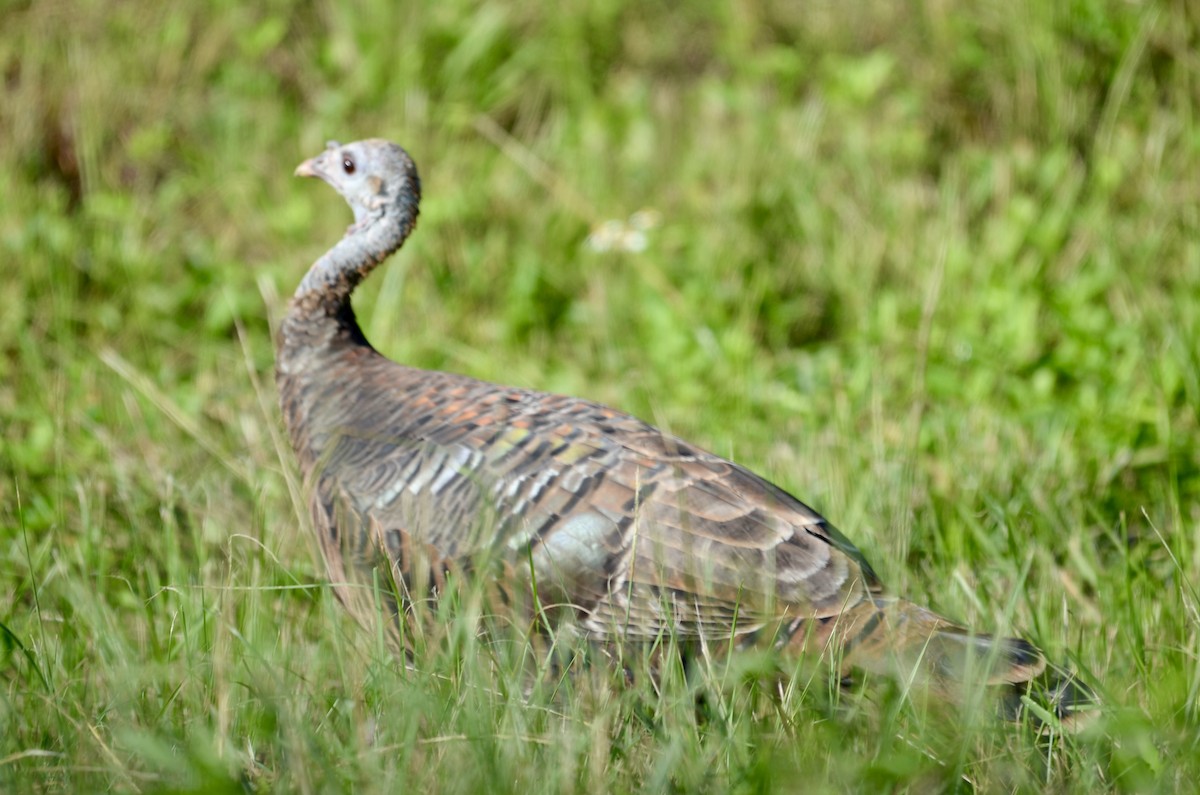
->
[[1, 0, 1198, 791]]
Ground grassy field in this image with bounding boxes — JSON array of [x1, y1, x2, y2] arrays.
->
[[2, 0, 1198, 791]]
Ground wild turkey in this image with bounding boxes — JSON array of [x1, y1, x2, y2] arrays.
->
[[277, 138, 1094, 726]]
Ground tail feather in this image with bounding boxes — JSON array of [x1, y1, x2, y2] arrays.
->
[[820, 597, 1046, 689], [794, 597, 1096, 728], [1000, 665, 1101, 731]]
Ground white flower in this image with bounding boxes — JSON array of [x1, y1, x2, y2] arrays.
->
[[585, 209, 660, 253]]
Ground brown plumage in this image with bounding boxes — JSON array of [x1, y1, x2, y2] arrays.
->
[[277, 139, 1094, 726]]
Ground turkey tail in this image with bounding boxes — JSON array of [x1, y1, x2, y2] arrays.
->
[[820, 597, 1046, 687], [792, 597, 1097, 728]]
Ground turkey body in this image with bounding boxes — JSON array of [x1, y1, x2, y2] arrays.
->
[[277, 139, 1092, 723], [279, 324, 879, 648]]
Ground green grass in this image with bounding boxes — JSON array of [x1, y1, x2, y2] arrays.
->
[[2, 0, 1198, 791]]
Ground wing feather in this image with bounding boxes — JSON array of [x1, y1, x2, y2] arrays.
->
[[304, 365, 881, 642]]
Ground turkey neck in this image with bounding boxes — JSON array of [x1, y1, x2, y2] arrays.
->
[[278, 199, 417, 368], [277, 198, 417, 467]]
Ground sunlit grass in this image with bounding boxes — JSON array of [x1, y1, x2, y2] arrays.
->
[[1, 0, 1197, 791]]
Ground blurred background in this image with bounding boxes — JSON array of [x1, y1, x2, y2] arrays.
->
[[1, 0, 1198, 791]]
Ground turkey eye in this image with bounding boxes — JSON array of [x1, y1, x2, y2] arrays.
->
[[342, 157, 356, 174]]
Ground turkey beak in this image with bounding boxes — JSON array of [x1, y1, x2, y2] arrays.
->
[[294, 157, 322, 179]]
